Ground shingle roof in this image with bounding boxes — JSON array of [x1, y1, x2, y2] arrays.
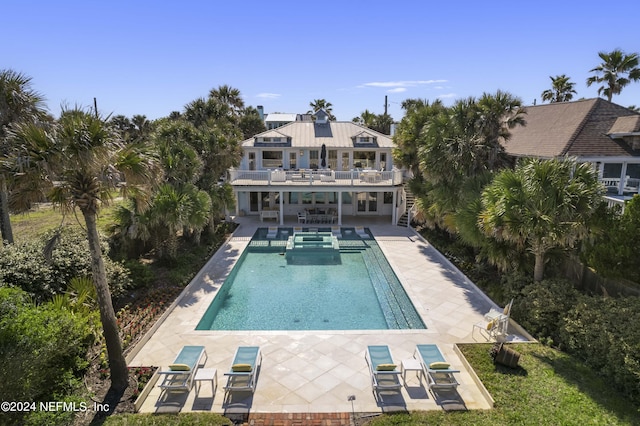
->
[[241, 121, 394, 149], [503, 98, 640, 158]]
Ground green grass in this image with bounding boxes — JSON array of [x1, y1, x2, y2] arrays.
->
[[103, 413, 232, 425], [10, 201, 122, 242], [365, 343, 640, 426]]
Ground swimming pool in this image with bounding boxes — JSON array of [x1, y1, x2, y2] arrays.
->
[[196, 227, 425, 331]]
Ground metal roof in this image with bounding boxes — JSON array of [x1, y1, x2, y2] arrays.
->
[[241, 121, 394, 149]]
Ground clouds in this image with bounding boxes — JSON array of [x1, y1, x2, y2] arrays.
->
[[358, 79, 448, 94], [256, 93, 281, 99]]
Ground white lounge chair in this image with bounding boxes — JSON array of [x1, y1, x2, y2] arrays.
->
[[415, 344, 459, 392], [484, 298, 513, 321], [158, 345, 207, 392], [365, 345, 402, 391], [266, 226, 278, 239], [223, 346, 262, 399], [355, 226, 369, 238]]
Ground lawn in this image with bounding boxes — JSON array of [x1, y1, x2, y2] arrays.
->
[[365, 343, 640, 425], [10, 200, 121, 243]]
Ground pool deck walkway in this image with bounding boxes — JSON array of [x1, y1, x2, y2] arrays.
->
[[130, 216, 531, 419]]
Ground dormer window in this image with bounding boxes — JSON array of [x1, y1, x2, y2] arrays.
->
[[273, 137, 281, 142], [360, 137, 371, 143], [263, 137, 270, 142]]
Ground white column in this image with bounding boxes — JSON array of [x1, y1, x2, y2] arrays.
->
[[620, 163, 628, 195], [391, 189, 397, 225], [279, 190, 284, 225], [338, 192, 342, 225]]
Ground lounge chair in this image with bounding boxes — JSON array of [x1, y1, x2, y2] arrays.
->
[[484, 298, 513, 321], [266, 226, 278, 239], [223, 346, 262, 398], [365, 345, 402, 391], [473, 314, 508, 341], [355, 226, 369, 238], [158, 345, 207, 392], [415, 344, 459, 392]]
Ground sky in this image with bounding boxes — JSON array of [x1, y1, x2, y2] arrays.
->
[[4, 0, 640, 122]]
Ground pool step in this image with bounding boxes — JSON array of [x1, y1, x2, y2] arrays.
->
[[361, 249, 412, 329], [369, 248, 424, 328]]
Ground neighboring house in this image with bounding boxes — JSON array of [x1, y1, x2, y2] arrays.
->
[[503, 98, 640, 208], [264, 112, 313, 129], [228, 109, 406, 225]]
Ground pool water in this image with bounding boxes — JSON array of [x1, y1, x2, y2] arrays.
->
[[196, 227, 425, 331]]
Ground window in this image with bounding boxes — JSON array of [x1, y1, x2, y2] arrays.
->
[[263, 137, 271, 142], [384, 192, 393, 204], [262, 151, 283, 168], [289, 192, 299, 204], [289, 152, 297, 170], [353, 151, 376, 169], [342, 192, 352, 204], [273, 137, 281, 142], [328, 150, 338, 169], [309, 150, 319, 169], [360, 137, 371, 143]]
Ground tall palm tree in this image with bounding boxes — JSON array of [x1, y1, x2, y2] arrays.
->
[[0, 69, 48, 244], [478, 158, 602, 281], [8, 107, 160, 392], [541, 74, 577, 103], [586, 49, 640, 102]]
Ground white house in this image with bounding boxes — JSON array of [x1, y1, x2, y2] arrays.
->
[[228, 110, 407, 225]]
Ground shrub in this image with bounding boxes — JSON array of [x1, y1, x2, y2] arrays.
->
[[560, 296, 640, 403], [514, 278, 580, 347], [0, 287, 93, 425], [0, 227, 132, 302]]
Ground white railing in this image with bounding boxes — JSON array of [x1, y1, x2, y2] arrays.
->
[[228, 168, 403, 186], [601, 177, 640, 194]]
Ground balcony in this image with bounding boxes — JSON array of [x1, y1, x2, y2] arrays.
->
[[228, 169, 403, 187]]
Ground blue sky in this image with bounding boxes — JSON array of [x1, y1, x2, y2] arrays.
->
[[4, 1, 640, 122]]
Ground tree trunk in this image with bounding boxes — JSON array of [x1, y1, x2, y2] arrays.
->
[[534, 251, 545, 282], [82, 209, 129, 392], [0, 175, 14, 244]]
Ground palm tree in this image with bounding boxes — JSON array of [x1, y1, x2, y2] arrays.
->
[[209, 84, 244, 115], [8, 107, 160, 392], [0, 69, 48, 244], [478, 158, 603, 281], [352, 109, 377, 127], [308, 99, 336, 120], [541, 74, 577, 103], [586, 49, 640, 102]]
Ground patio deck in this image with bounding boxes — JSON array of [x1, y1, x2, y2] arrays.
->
[[129, 216, 531, 419]]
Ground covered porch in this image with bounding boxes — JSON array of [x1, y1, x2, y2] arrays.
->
[[233, 187, 405, 226]]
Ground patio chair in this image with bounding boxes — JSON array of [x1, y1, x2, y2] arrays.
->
[[473, 314, 508, 341], [414, 344, 459, 392], [297, 211, 306, 223], [355, 226, 369, 238], [158, 345, 207, 392], [266, 226, 278, 239], [223, 346, 262, 398], [484, 298, 513, 322], [365, 345, 402, 391]]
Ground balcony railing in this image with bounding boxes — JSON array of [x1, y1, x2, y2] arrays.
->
[[601, 177, 640, 195], [228, 169, 403, 187]]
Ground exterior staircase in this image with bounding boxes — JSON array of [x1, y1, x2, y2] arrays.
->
[[396, 183, 416, 227]]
